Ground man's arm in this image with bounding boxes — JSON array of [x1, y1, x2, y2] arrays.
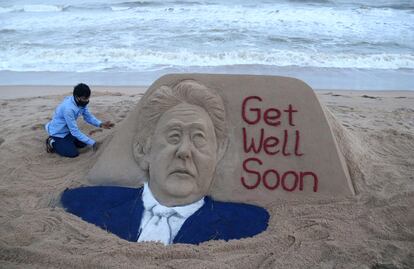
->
[[63, 108, 96, 146], [82, 107, 102, 128], [82, 107, 114, 130]]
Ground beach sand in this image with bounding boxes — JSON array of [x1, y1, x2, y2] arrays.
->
[[0, 86, 413, 268]]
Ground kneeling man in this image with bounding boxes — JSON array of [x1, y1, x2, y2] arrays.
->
[[61, 80, 269, 245], [45, 83, 114, 158]]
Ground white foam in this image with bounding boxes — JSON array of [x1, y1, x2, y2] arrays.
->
[[23, 5, 63, 12], [1, 47, 413, 72]]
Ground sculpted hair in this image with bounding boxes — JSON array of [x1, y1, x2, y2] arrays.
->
[[133, 80, 227, 170]]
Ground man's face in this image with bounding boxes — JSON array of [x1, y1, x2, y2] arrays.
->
[[74, 95, 90, 107], [147, 103, 218, 206]]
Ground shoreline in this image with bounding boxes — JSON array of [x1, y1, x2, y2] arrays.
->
[[0, 66, 413, 91], [1, 85, 413, 100], [0, 85, 148, 99]]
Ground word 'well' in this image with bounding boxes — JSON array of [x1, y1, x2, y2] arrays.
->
[[240, 96, 318, 192]]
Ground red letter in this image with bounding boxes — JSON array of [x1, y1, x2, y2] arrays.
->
[[294, 130, 304, 156], [299, 171, 318, 192], [241, 157, 262, 189], [263, 169, 280, 190], [263, 136, 280, 155], [242, 96, 262, 125], [281, 171, 298, 192], [282, 130, 291, 156], [284, 104, 298, 126], [243, 128, 264, 153], [264, 108, 281, 127]]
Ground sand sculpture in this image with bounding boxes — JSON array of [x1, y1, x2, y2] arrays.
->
[[61, 74, 355, 245], [61, 78, 271, 244], [87, 74, 355, 205]]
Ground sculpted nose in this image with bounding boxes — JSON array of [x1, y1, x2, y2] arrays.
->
[[176, 138, 192, 160]]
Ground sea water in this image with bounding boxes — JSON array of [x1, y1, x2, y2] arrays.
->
[[0, 0, 413, 89]]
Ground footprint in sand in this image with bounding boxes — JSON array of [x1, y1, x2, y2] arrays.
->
[[0, 137, 4, 146], [323, 92, 343, 97], [31, 123, 45, 131], [361, 95, 379, 99]]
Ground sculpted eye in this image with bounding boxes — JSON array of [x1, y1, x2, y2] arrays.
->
[[167, 131, 181, 145], [192, 132, 207, 148]]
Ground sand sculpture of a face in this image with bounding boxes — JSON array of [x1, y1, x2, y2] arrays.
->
[[63, 74, 355, 244], [88, 74, 355, 202], [61, 78, 269, 245], [132, 80, 227, 206]]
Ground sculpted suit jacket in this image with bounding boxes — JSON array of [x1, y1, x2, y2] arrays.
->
[[61, 186, 269, 245]]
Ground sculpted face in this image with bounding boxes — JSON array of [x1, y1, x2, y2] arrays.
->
[[147, 103, 218, 206]]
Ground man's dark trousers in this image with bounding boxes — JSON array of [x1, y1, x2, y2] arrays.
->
[[51, 134, 87, 158]]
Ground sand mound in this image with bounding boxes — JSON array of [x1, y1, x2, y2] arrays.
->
[[0, 90, 413, 268], [88, 75, 354, 204]]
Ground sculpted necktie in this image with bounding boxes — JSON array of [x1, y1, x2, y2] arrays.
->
[[138, 205, 177, 245]]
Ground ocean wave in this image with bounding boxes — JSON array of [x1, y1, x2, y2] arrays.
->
[[287, 0, 332, 4], [347, 41, 414, 51], [1, 48, 413, 72], [62, 5, 112, 12], [0, 3, 162, 13], [109, 0, 205, 11], [24, 4, 64, 12], [1, 1, 413, 15], [2, 0, 413, 74], [110, 6, 131, 12], [0, 29, 17, 34], [0, 5, 65, 13], [170, 1, 206, 5], [116, 0, 205, 7], [0, 4, 114, 13], [115, 1, 165, 8], [360, 3, 414, 11], [0, 7, 16, 13]]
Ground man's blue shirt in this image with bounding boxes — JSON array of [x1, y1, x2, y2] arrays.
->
[[45, 96, 102, 145]]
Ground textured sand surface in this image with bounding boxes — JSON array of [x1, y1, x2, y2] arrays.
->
[[0, 88, 413, 268]]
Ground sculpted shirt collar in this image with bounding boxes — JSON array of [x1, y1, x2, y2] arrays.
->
[[141, 182, 204, 218], [138, 182, 205, 244]]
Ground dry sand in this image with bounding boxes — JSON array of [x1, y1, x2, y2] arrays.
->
[[0, 87, 413, 268]]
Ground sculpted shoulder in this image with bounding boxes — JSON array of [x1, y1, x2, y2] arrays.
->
[[213, 197, 269, 226], [61, 186, 141, 217], [206, 197, 270, 239]]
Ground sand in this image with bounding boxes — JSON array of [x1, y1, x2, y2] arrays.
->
[[0, 86, 413, 268]]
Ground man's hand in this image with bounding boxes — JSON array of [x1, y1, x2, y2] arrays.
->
[[100, 121, 115, 129], [93, 141, 102, 152]]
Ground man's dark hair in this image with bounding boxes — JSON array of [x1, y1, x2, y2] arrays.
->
[[73, 83, 91, 98]]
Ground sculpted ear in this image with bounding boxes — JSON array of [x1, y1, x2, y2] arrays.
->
[[216, 138, 229, 163], [132, 139, 151, 171]]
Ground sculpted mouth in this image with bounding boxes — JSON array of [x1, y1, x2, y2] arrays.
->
[[170, 168, 194, 177]]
